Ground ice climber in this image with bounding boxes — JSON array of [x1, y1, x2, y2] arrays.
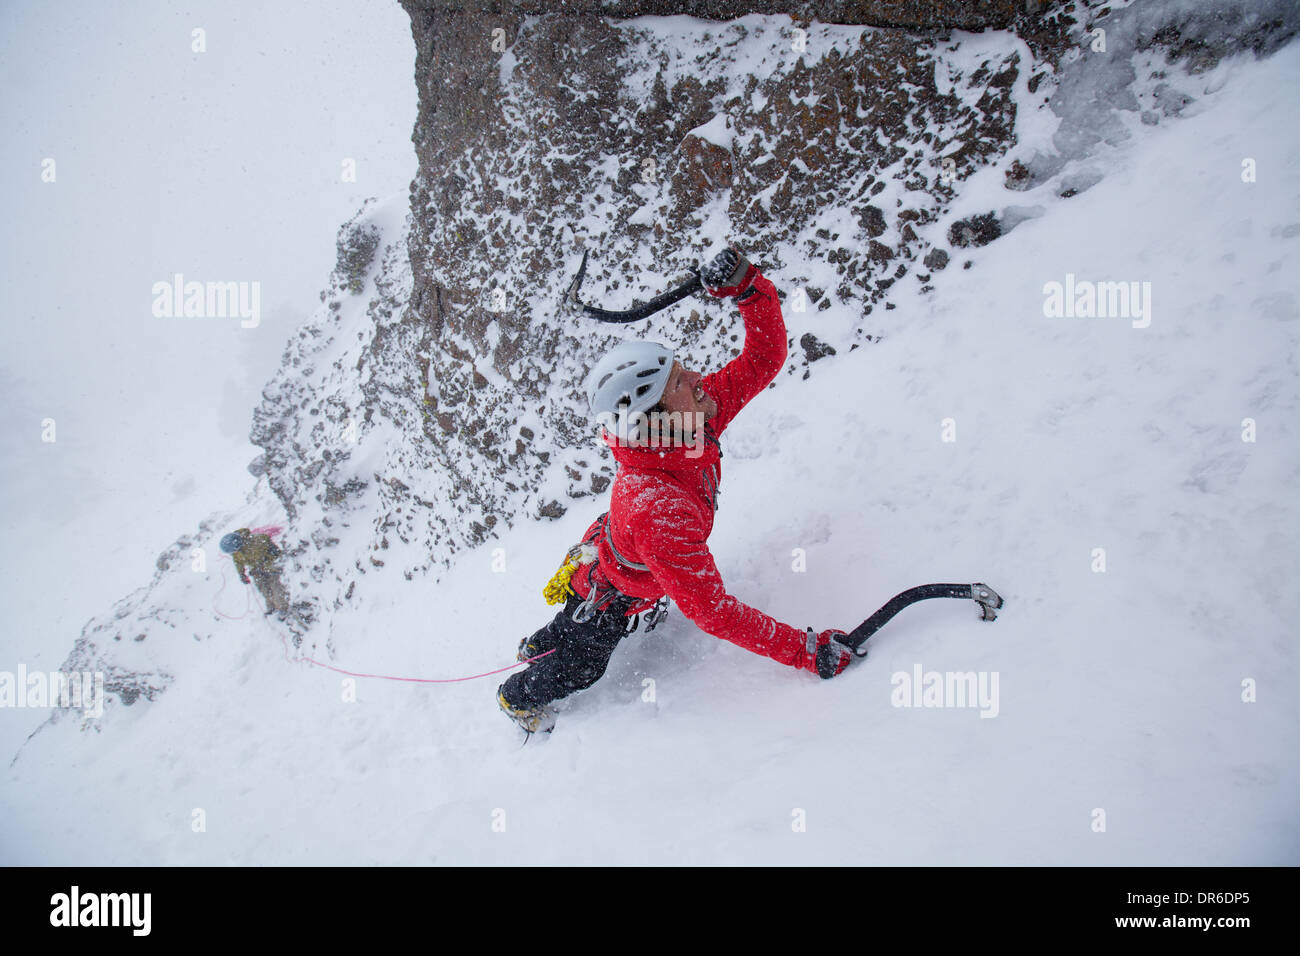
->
[[497, 247, 854, 734], [221, 528, 290, 616]]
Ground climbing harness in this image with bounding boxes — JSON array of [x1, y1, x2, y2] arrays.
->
[[542, 511, 669, 633]]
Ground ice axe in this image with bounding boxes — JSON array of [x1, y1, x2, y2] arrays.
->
[[566, 250, 703, 323], [843, 583, 1004, 658]]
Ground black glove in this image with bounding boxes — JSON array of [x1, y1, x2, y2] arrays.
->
[[801, 627, 854, 679], [700, 247, 759, 300]]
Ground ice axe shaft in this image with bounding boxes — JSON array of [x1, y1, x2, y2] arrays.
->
[[566, 250, 702, 323], [845, 583, 1003, 657]]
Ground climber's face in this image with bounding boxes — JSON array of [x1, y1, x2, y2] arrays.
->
[[657, 361, 716, 434]]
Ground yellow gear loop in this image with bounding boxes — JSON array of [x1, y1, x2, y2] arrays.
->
[[543, 543, 598, 605]]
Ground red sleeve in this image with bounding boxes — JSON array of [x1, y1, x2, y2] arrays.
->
[[636, 495, 812, 670], [700, 275, 787, 437]]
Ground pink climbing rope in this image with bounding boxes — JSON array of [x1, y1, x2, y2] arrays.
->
[[277, 638, 555, 684], [211, 565, 252, 620], [225, 573, 553, 683]]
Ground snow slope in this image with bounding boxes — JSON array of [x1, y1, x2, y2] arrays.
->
[[2, 10, 1298, 865]]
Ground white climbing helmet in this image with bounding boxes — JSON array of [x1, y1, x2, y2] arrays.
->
[[586, 340, 675, 440]]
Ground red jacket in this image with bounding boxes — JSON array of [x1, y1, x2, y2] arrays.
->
[[571, 275, 812, 671]]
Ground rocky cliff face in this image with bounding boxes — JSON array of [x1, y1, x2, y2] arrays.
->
[[394, 2, 1053, 527], [409, 1, 1027, 30]]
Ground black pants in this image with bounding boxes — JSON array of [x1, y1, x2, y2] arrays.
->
[[500, 594, 636, 709]]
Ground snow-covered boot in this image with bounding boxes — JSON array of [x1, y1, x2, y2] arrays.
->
[[497, 687, 556, 735]]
